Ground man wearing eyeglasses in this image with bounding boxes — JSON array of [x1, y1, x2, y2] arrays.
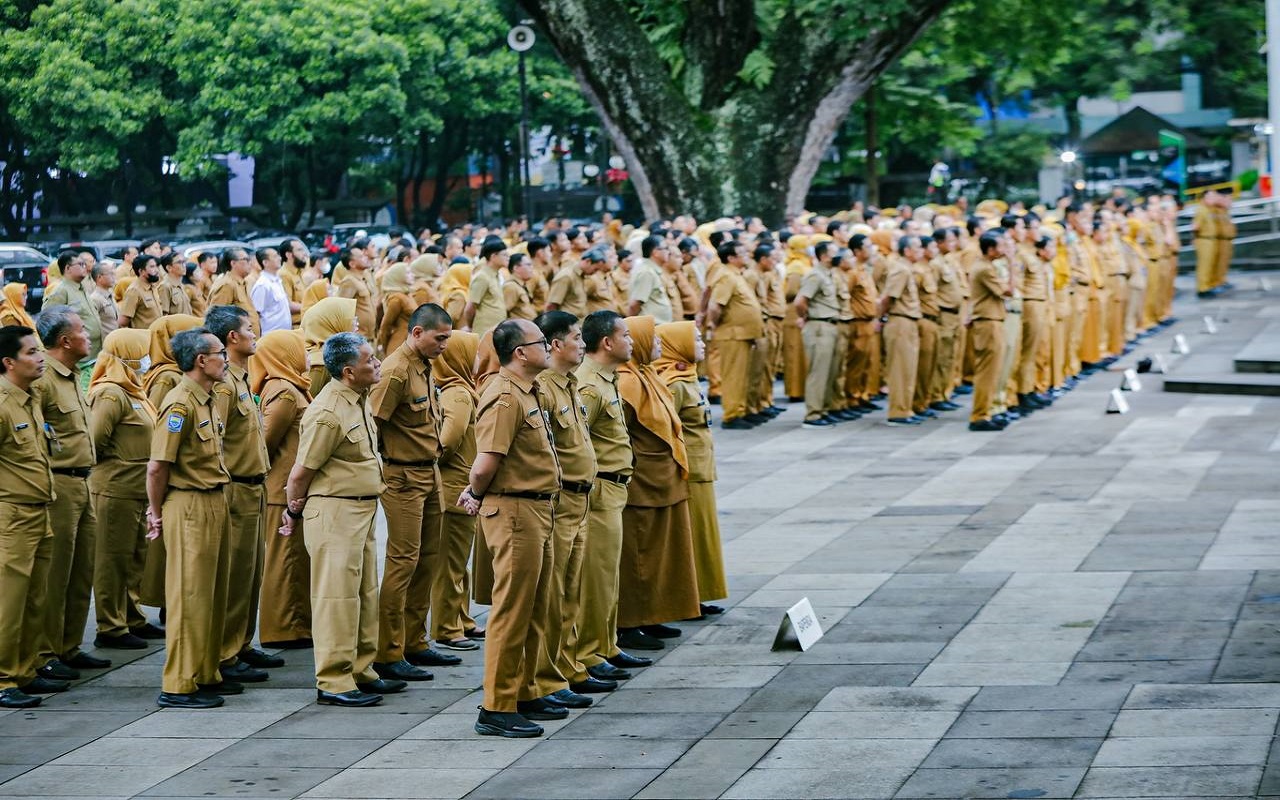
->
[[146, 328, 233, 709], [458, 318, 562, 738], [209, 248, 262, 337]]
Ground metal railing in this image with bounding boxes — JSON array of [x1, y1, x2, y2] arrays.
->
[[1175, 193, 1280, 253], [1183, 180, 1243, 203]]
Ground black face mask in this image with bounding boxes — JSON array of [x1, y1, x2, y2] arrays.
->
[[145, 273, 161, 284]]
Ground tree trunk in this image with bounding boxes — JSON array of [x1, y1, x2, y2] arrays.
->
[[864, 86, 880, 207]]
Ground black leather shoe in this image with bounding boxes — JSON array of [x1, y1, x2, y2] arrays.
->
[[0, 688, 41, 708], [545, 688, 592, 708], [858, 400, 883, 411], [356, 677, 408, 695], [158, 691, 224, 709], [588, 662, 631, 681], [238, 647, 285, 668], [915, 408, 939, 419], [476, 708, 542, 738], [616, 628, 664, 651], [463, 628, 485, 640], [374, 660, 434, 681], [608, 651, 653, 669], [721, 418, 754, 430], [834, 409, 862, 421], [261, 637, 313, 650], [787, 396, 804, 403], [744, 412, 771, 424], [406, 648, 462, 667], [517, 697, 569, 721], [953, 383, 974, 395], [21, 676, 69, 694], [969, 419, 1004, 432], [95, 632, 148, 650], [802, 417, 834, 427], [317, 689, 382, 707], [38, 659, 79, 681], [197, 680, 244, 695], [700, 603, 725, 615], [131, 623, 166, 640], [65, 652, 111, 670], [886, 417, 922, 426], [640, 623, 681, 639], [222, 662, 269, 682], [569, 676, 617, 693]]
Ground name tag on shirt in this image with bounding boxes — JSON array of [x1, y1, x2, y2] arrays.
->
[[15, 422, 28, 430], [198, 419, 210, 428], [413, 396, 430, 404]]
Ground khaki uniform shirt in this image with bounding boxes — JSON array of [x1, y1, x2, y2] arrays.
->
[[574, 357, 632, 476], [121, 279, 164, 330], [34, 358, 95, 470], [0, 375, 54, 504], [629, 259, 672, 322], [214, 363, 269, 479], [89, 384, 152, 500], [297, 380, 384, 498], [935, 256, 964, 310], [160, 276, 192, 316], [548, 264, 588, 318], [1018, 246, 1049, 301], [709, 266, 764, 341], [835, 267, 855, 322], [280, 265, 304, 327], [369, 341, 441, 462], [849, 263, 879, 320], [536, 369, 596, 484], [970, 257, 1008, 321], [336, 271, 375, 340], [585, 271, 617, 314], [474, 366, 560, 494], [469, 265, 507, 335], [151, 376, 230, 491], [882, 257, 922, 319], [210, 273, 262, 335], [91, 285, 120, 337], [44, 278, 103, 357], [503, 279, 537, 321], [797, 263, 842, 321], [758, 268, 786, 320], [914, 260, 940, 318]]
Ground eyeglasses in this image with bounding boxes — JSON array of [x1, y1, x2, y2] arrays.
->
[[517, 338, 550, 351], [200, 349, 228, 360]]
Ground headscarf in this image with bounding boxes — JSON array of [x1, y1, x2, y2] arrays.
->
[[114, 275, 135, 303], [0, 283, 36, 329], [381, 263, 412, 295], [88, 328, 155, 416], [432, 330, 478, 401], [653, 321, 699, 387], [301, 297, 357, 368], [869, 230, 895, 256], [438, 262, 472, 301], [249, 329, 311, 397], [618, 316, 688, 476], [301, 277, 330, 312], [409, 253, 441, 284], [473, 329, 501, 394], [142, 314, 203, 394], [784, 236, 811, 276]]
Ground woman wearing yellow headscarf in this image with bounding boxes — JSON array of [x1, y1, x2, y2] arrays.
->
[[615, 316, 699, 643], [472, 328, 501, 396], [377, 263, 415, 355], [250, 330, 314, 647], [408, 254, 442, 307], [300, 275, 331, 313], [87, 329, 162, 646], [654, 322, 727, 614], [0, 283, 37, 329], [430, 332, 483, 645], [437, 262, 471, 324], [300, 297, 357, 396]]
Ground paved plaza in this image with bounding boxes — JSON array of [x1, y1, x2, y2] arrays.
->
[[3, 275, 1280, 799]]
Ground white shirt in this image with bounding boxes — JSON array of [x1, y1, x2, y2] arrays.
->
[[250, 270, 292, 334]]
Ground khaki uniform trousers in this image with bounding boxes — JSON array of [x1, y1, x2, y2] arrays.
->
[[377, 463, 442, 662], [575, 478, 627, 674], [1215, 239, 1233, 289], [1081, 286, 1108, 363], [0, 502, 52, 690], [92, 494, 148, 637], [1068, 286, 1089, 375], [430, 509, 477, 643], [303, 496, 379, 693], [883, 316, 920, 420], [782, 315, 807, 399], [765, 318, 784, 386], [930, 311, 961, 405], [801, 320, 837, 421], [1051, 290, 1072, 389], [1142, 261, 1162, 328], [829, 323, 851, 411], [1194, 237, 1218, 293], [968, 320, 1006, 423], [950, 320, 966, 391], [479, 494, 554, 712], [748, 336, 770, 414], [705, 340, 721, 399], [1018, 300, 1049, 395], [222, 482, 264, 665], [1126, 278, 1146, 342], [1106, 276, 1129, 357], [845, 320, 878, 404], [260, 503, 311, 644], [716, 338, 753, 423], [40, 474, 95, 663], [993, 310, 1022, 413], [161, 487, 231, 695], [1035, 301, 1055, 393], [912, 317, 939, 413], [533, 488, 589, 697]]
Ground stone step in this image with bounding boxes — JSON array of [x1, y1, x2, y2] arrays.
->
[[1162, 371, 1280, 396], [1233, 322, 1280, 373]]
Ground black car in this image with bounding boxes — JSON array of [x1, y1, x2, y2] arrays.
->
[[0, 244, 51, 312]]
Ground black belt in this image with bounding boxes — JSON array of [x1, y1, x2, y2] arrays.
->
[[922, 314, 940, 324], [384, 457, 438, 468], [314, 494, 378, 501], [174, 484, 227, 493], [597, 471, 631, 486], [1007, 309, 1023, 315], [807, 317, 835, 323], [1024, 298, 1046, 302], [231, 474, 265, 486], [766, 314, 785, 320], [52, 467, 91, 479], [940, 306, 959, 314], [562, 480, 593, 494], [888, 313, 920, 320], [838, 318, 854, 324], [495, 490, 556, 501], [972, 317, 1002, 323]]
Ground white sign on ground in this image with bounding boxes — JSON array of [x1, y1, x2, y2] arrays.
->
[[771, 597, 824, 651], [1107, 388, 1130, 415], [1121, 369, 1142, 392], [1172, 334, 1191, 355]]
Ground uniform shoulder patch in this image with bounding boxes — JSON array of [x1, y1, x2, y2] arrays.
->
[[166, 407, 187, 433]]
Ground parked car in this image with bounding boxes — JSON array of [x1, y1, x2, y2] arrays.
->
[[178, 240, 252, 263], [0, 244, 51, 312], [57, 239, 141, 262]]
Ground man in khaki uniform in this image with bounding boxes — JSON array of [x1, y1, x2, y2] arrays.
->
[[90, 263, 120, 338], [43, 253, 104, 361], [335, 248, 376, 339], [120, 255, 165, 331], [209, 248, 262, 337], [370, 303, 459, 681], [968, 233, 1011, 431], [459, 319, 562, 738], [911, 238, 941, 418], [148, 328, 233, 708], [504, 254, 539, 320], [464, 240, 508, 335], [707, 241, 765, 429], [929, 229, 964, 412], [284, 332, 404, 707], [795, 241, 843, 426], [547, 247, 593, 319], [846, 235, 882, 412], [1191, 190, 1219, 296], [205, 306, 276, 683], [0, 325, 59, 707], [530, 311, 599, 711], [878, 237, 924, 425], [628, 237, 673, 322], [33, 307, 108, 683], [753, 244, 786, 415], [1017, 230, 1052, 414], [160, 253, 194, 316]]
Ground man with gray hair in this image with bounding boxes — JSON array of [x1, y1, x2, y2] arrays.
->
[[282, 333, 403, 707], [43, 253, 104, 362], [89, 262, 120, 338]]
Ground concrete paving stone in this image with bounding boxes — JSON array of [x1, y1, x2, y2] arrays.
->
[[107, 711, 288, 739], [968, 685, 1132, 712], [550, 712, 724, 740], [764, 664, 925, 701], [757, 737, 937, 768], [1110, 708, 1279, 737], [1062, 660, 1218, 685], [1075, 766, 1263, 798], [464, 767, 663, 799], [0, 738, 96, 766], [252, 711, 430, 739], [593, 688, 756, 713], [814, 687, 977, 712], [914, 661, 1070, 686], [1115, 584, 1250, 607], [1261, 764, 1280, 796], [841, 604, 982, 625], [893, 767, 1087, 799], [792, 642, 946, 665], [196, 737, 384, 768], [787, 710, 959, 739], [644, 643, 798, 667], [50, 737, 235, 767], [1080, 552, 1206, 572], [1094, 734, 1272, 767], [1077, 628, 1232, 662], [1221, 636, 1280, 659], [0, 710, 147, 739], [860, 587, 1001, 607], [819, 622, 965, 644], [510, 738, 692, 769], [722, 763, 915, 799], [0, 764, 177, 796], [944, 709, 1116, 738], [621, 664, 782, 690], [877, 504, 984, 517], [82, 664, 163, 688], [35, 687, 165, 713], [302, 767, 497, 798], [1125, 682, 1280, 709], [286, 689, 469, 715], [899, 555, 981, 572], [666, 737, 775, 770], [921, 737, 1103, 769], [632, 766, 752, 800], [354, 737, 540, 769], [706, 711, 806, 739], [1214, 656, 1280, 682], [140, 765, 340, 797]]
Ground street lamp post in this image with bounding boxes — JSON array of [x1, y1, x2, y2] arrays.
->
[[508, 24, 535, 218]]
